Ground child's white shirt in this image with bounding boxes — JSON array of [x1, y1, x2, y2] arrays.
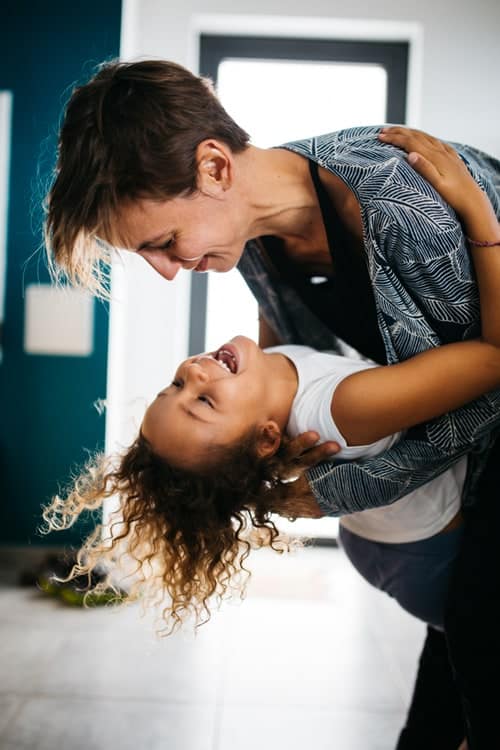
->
[[266, 345, 465, 543]]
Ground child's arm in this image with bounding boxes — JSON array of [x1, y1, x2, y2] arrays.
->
[[333, 129, 500, 446], [379, 126, 500, 347], [332, 340, 500, 445]]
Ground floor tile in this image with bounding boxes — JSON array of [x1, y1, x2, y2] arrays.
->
[[0, 695, 215, 750], [38, 627, 222, 703], [0, 694, 23, 736], [220, 548, 420, 712], [0, 623, 66, 694], [0, 545, 425, 750], [217, 704, 404, 750]]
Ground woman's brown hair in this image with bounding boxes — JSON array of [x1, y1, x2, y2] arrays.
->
[[41, 431, 315, 635], [44, 59, 250, 295]]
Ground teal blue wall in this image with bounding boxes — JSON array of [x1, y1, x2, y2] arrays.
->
[[0, 1, 122, 544]]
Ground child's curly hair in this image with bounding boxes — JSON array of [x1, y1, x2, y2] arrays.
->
[[41, 430, 313, 634]]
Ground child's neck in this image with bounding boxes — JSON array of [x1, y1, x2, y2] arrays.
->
[[263, 352, 299, 430]]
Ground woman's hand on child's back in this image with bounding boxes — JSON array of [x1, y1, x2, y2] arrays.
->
[[276, 432, 339, 519], [284, 431, 340, 477], [378, 126, 486, 219]]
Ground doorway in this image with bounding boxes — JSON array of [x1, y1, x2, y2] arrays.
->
[[191, 33, 409, 540]]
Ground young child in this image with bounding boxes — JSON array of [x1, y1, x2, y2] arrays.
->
[[43, 138, 500, 635]]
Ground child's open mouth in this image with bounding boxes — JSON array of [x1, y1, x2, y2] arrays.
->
[[212, 344, 239, 374]]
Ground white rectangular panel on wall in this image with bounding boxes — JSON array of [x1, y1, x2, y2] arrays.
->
[[24, 284, 94, 356], [0, 90, 13, 353]]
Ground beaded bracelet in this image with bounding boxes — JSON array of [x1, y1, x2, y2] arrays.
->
[[466, 236, 500, 247]]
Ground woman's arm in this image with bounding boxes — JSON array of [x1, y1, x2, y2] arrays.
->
[[334, 130, 500, 446], [258, 309, 282, 348]]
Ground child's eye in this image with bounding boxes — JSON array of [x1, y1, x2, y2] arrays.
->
[[171, 379, 182, 388], [198, 395, 214, 408]]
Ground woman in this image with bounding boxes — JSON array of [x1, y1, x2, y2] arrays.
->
[[45, 60, 500, 749]]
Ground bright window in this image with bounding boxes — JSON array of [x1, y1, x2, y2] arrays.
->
[[198, 37, 408, 539], [205, 58, 387, 352]]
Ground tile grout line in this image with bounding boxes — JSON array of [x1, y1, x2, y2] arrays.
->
[[0, 689, 217, 708], [0, 696, 29, 744], [211, 619, 236, 750]]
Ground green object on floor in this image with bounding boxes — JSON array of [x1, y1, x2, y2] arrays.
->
[[21, 553, 127, 607], [37, 573, 61, 598], [58, 585, 127, 607]]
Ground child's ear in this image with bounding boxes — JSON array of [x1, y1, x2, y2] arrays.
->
[[255, 421, 282, 459]]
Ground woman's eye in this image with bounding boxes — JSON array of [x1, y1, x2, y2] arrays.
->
[[198, 395, 214, 408], [161, 237, 174, 250]]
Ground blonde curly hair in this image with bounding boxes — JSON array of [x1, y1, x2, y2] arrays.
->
[[41, 431, 313, 635]]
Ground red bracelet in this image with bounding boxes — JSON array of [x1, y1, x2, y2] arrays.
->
[[466, 236, 500, 247]]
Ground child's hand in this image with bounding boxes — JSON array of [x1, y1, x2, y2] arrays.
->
[[378, 126, 485, 220]]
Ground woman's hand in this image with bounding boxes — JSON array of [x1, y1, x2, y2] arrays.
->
[[282, 431, 340, 480], [378, 126, 485, 220], [275, 432, 340, 519]]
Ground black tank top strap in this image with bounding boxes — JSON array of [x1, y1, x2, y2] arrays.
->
[[308, 158, 353, 275], [260, 159, 387, 364]]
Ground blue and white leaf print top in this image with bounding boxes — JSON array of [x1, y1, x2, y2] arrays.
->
[[237, 126, 500, 517]]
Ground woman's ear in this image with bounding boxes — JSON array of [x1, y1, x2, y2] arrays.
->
[[255, 421, 282, 459], [195, 139, 232, 196]]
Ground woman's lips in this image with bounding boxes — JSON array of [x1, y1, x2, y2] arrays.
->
[[194, 256, 208, 272]]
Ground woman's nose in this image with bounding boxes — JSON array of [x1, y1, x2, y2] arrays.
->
[[138, 249, 182, 281]]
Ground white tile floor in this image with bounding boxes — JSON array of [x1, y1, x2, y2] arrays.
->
[[0, 544, 425, 750]]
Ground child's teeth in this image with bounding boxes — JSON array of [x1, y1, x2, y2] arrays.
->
[[211, 354, 231, 372]]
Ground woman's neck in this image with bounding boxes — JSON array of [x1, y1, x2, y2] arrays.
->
[[236, 146, 325, 241], [236, 146, 359, 266]]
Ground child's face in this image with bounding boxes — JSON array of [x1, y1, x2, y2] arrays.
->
[[142, 336, 280, 470]]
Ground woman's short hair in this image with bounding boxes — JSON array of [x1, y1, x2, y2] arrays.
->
[[44, 59, 249, 294]]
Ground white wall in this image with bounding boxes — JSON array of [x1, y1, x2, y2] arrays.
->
[[0, 91, 12, 362], [108, 0, 500, 452], [123, 0, 500, 153]]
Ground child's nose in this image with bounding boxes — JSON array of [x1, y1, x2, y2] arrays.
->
[[185, 362, 209, 384]]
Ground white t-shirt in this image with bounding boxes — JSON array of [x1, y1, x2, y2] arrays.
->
[[266, 345, 466, 543]]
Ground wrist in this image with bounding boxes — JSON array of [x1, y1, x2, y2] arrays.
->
[[462, 208, 500, 246], [466, 236, 500, 248]]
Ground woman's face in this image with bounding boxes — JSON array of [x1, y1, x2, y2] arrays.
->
[[141, 336, 278, 470], [116, 141, 255, 281], [118, 191, 250, 281]]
